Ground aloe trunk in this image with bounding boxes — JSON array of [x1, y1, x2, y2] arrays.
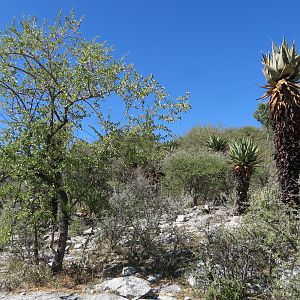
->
[[233, 167, 252, 214]]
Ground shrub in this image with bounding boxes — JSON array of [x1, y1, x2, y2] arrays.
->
[[163, 150, 232, 204], [192, 185, 300, 298], [97, 170, 194, 276], [204, 278, 245, 300], [68, 253, 102, 284], [2, 260, 52, 291], [179, 126, 226, 151]]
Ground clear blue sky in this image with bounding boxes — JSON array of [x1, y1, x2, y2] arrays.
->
[[0, 0, 299, 137]]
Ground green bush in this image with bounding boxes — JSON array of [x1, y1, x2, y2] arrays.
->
[[163, 150, 232, 203], [179, 126, 226, 151], [204, 278, 245, 300]]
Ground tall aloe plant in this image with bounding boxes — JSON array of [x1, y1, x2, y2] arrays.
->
[[261, 39, 300, 207], [228, 138, 261, 214]]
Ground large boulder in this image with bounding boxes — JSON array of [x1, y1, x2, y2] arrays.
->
[[95, 276, 156, 299]]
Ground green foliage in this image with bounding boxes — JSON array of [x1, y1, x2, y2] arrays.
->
[[262, 39, 300, 86], [228, 137, 261, 169], [179, 126, 226, 151], [204, 278, 245, 300], [163, 150, 232, 201], [207, 136, 228, 152], [254, 102, 271, 129], [65, 140, 112, 214], [0, 10, 189, 271], [101, 128, 167, 183]]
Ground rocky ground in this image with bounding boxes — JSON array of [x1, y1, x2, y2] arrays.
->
[[0, 205, 241, 300]]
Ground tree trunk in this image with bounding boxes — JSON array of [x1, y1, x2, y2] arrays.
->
[[270, 82, 300, 208], [51, 177, 70, 274], [273, 121, 300, 207], [234, 167, 251, 215], [33, 223, 39, 264]]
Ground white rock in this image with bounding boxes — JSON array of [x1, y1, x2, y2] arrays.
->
[[224, 215, 241, 229], [97, 276, 155, 299], [73, 243, 82, 249], [83, 294, 127, 300], [122, 266, 137, 276], [176, 215, 187, 222], [158, 296, 177, 300], [83, 227, 94, 235], [186, 274, 198, 287], [203, 204, 210, 214], [147, 275, 157, 283], [0, 292, 125, 300], [160, 284, 182, 295]]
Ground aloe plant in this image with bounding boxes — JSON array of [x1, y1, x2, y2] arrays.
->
[[207, 136, 228, 152], [261, 39, 300, 207], [228, 138, 261, 214]]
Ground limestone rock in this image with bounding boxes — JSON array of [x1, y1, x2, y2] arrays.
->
[[159, 284, 182, 295], [96, 276, 156, 299], [158, 296, 177, 300], [122, 266, 137, 276], [176, 215, 186, 222], [0, 292, 126, 300]]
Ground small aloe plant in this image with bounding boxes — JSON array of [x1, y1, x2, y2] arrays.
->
[[228, 137, 261, 214], [207, 136, 228, 152]]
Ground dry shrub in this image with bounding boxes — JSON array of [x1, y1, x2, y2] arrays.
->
[[193, 185, 300, 299], [2, 260, 52, 291], [97, 170, 195, 276]]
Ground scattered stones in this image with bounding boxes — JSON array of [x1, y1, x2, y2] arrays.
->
[[0, 292, 126, 300], [0, 206, 244, 300], [85, 294, 127, 300]]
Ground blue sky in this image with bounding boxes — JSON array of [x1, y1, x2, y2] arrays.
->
[[0, 0, 299, 137]]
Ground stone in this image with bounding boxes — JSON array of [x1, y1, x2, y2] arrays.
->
[[158, 296, 177, 300], [82, 294, 126, 300], [147, 275, 157, 283], [159, 284, 182, 295], [176, 215, 186, 222], [96, 276, 156, 299], [0, 292, 126, 300], [73, 243, 83, 249], [224, 215, 241, 229], [83, 227, 94, 235], [186, 274, 200, 287], [203, 204, 210, 214], [122, 266, 137, 276]]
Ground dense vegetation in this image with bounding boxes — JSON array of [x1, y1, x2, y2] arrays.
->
[[0, 12, 300, 300]]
